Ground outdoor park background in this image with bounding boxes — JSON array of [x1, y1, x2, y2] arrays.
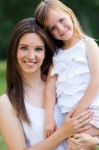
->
[[0, 0, 99, 149]]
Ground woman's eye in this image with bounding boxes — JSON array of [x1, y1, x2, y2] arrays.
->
[[35, 47, 43, 52], [20, 47, 28, 51]]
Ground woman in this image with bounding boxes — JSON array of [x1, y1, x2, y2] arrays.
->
[[0, 18, 92, 150]]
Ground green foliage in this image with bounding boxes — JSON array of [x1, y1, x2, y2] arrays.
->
[[96, 147, 99, 150], [0, 61, 6, 95], [0, 60, 7, 150], [62, 0, 99, 39], [0, 136, 7, 150], [0, 0, 41, 59]]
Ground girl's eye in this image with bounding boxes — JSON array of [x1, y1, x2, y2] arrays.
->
[[35, 47, 44, 52], [20, 47, 28, 51], [50, 26, 56, 32], [59, 18, 64, 23]]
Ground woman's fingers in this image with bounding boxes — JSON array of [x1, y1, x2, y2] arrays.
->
[[73, 111, 93, 127], [77, 124, 92, 133], [62, 110, 93, 137], [75, 110, 93, 121], [66, 107, 76, 118], [78, 117, 92, 127], [66, 110, 93, 134]]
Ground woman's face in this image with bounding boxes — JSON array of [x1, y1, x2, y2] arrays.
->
[[46, 9, 74, 41], [17, 33, 45, 75]]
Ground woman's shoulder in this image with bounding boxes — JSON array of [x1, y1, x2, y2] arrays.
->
[[0, 93, 10, 104], [0, 93, 13, 114]]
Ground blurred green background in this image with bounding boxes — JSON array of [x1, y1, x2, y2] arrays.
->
[[0, 61, 7, 150], [0, 0, 99, 149]]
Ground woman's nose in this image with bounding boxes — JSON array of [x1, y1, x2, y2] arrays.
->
[[28, 50, 36, 59]]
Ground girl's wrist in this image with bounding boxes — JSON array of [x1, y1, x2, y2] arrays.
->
[[45, 110, 54, 117]]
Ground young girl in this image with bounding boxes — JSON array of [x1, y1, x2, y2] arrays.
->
[[35, 0, 99, 141]]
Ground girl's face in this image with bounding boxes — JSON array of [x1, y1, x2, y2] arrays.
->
[[47, 9, 74, 41], [17, 33, 45, 75]]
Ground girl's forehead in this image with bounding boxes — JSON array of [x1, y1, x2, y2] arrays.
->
[[45, 8, 70, 28], [48, 8, 70, 18]]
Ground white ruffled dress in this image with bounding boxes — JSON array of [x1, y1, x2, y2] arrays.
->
[[51, 38, 99, 128]]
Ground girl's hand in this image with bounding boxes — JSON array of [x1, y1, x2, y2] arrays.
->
[[67, 137, 83, 150], [67, 133, 97, 150], [44, 116, 57, 138]]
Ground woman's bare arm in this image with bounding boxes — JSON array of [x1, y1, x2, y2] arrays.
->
[[0, 94, 92, 150]]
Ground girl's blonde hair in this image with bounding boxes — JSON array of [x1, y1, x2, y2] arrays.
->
[[35, 0, 86, 37]]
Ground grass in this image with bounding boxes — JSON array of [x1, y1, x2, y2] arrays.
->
[[0, 60, 7, 150]]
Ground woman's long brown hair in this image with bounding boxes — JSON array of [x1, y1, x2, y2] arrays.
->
[[6, 18, 56, 124]]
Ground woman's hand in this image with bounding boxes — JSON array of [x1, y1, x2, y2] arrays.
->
[[61, 110, 93, 138]]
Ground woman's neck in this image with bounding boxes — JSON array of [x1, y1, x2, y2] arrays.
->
[[22, 71, 45, 108], [22, 71, 43, 89]]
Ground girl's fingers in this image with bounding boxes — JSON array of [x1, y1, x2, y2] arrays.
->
[[44, 129, 53, 138], [44, 124, 56, 138], [43, 129, 47, 138], [73, 133, 84, 139], [47, 130, 54, 137], [67, 138, 80, 150], [55, 124, 58, 130]]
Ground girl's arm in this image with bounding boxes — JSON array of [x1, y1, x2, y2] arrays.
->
[[44, 64, 57, 137], [72, 39, 99, 116], [0, 94, 92, 150]]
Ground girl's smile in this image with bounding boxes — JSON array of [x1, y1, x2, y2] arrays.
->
[[47, 9, 74, 41]]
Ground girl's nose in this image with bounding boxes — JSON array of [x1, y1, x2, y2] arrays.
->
[[57, 24, 64, 33]]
